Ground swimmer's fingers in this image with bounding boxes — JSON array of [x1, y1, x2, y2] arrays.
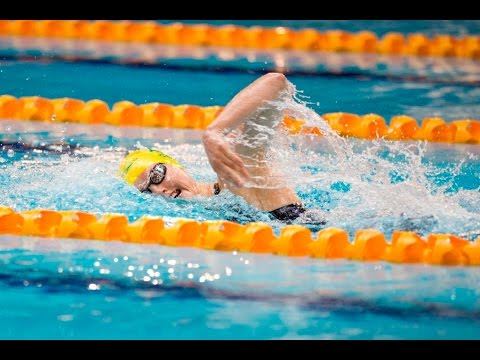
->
[[221, 148, 250, 181], [211, 151, 248, 187], [218, 166, 247, 189], [203, 130, 249, 186]]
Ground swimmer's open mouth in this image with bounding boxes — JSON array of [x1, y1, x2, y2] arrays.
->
[[172, 189, 181, 198]]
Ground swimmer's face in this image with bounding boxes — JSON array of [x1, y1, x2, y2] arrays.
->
[[133, 163, 199, 199]]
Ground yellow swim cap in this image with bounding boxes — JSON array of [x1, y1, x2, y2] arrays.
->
[[119, 148, 183, 185]]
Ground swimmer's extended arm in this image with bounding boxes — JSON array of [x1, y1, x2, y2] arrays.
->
[[202, 72, 290, 187]]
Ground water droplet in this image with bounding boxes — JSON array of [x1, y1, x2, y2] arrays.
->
[[5, 126, 11, 132], [88, 283, 100, 291], [7, 149, 14, 157]]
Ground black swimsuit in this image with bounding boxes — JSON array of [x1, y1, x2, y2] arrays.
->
[[213, 183, 307, 222], [268, 203, 307, 221]]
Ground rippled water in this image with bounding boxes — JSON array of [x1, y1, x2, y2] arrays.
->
[[1, 117, 479, 238], [2, 236, 480, 340]]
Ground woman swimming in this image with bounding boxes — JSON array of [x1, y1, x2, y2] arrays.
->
[[119, 72, 323, 223]]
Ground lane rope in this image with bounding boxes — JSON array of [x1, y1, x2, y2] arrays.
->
[[1, 206, 479, 266], [1, 95, 479, 144], [0, 20, 479, 59]]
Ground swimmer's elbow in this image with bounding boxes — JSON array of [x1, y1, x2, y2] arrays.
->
[[262, 72, 288, 90], [264, 72, 287, 81]]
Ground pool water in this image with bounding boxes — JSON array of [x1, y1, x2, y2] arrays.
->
[[0, 20, 480, 339], [2, 236, 480, 340]]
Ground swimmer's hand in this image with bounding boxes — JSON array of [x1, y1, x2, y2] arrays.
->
[[202, 128, 250, 187]]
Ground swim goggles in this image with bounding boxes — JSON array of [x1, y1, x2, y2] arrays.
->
[[141, 163, 167, 193]]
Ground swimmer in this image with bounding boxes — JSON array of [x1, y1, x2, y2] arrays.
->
[[119, 72, 325, 224]]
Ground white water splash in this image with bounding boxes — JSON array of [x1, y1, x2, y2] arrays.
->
[[213, 80, 480, 236]]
